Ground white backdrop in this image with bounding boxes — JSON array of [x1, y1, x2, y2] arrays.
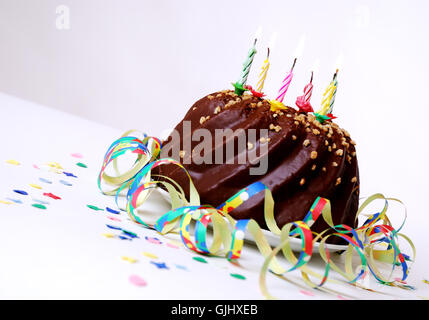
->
[[1, 0, 429, 274]]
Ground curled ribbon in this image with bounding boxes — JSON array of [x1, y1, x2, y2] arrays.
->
[[98, 131, 415, 299]]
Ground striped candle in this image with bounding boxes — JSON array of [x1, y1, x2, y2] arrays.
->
[[276, 58, 296, 103], [256, 48, 270, 93], [295, 72, 314, 113], [238, 39, 257, 86], [320, 70, 338, 115]]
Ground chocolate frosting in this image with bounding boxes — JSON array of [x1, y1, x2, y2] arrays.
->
[[157, 90, 360, 236]]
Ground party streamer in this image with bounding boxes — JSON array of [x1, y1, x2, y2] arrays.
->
[[98, 130, 415, 299]]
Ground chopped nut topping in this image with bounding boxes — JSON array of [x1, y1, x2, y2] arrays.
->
[[351, 177, 357, 183], [224, 100, 236, 108], [336, 149, 344, 156], [325, 140, 329, 146], [216, 93, 222, 98], [335, 177, 342, 186], [332, 143, 337, 149], [303, 139, 310, 147], [200, 116, 208, 124], [311, 164, 317, 171], [260, 137, 267, 144], [214, 106, 221, 114], [300, 178, 305, 186], [328, 146, 332, 152], [332, 162, 338, 167], [192, 107, 197, 110], [343, 129, 351, 138], [247, 142, 254, 150], [207, 95, 214, 100], [179, 150, 186, 158], [269, 123, 282, 132], [351, 152, 356, 157], [350, 140, 356, 146], [347, 155, 352, 163], [292, 135, 297, 140], [273, 113, 278, 118], [257, 101, 263, 107], [310, 151, 318, 159], [322, 167, 327, 172], [312, 129, 320, 135], [305, 128, 311, 133], [294, 121, 300, 126]]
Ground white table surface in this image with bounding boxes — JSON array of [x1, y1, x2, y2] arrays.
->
[[0, 92, 428, 300]]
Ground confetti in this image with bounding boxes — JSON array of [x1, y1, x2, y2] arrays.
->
[[142, 252, 158, 259], [192, 257, 207, 264], [122, 230, 138, 238], [13, 190, 28, 196], [121, 256, 138, 263], [6, 198, 23, 204], [0, 200, 13, 205], [106, 207, 120, 214], [145, 236, 162, 244], [299, 290, 315, 297], [106, 224, 122, 230], [230, 273, 246, 280], [167, 242, 180, 249], [175, 265, 188, 271], [63, 171, 77, 178], [6, 159, 20, 165], [39, 178, 52, 184], [59, 180, 72, 186], [107, 216, 121, 222], [71, 153, 83, 158], [150, 261, 168, 269], [102, 233, 115, 238], [423, 279, 429, 285], [129, 275, 147, 287], [32, 198, 49, 205], [87, 205, 103, 211], [76, 162, 87, 168], [29, 184, 42, 190], [32, 204, 47, 210], [46, 162, 63, 169], [118, 236, 132, 240], [43, 192, 61, 200], [337, 295, 350, 300], [33, 164, 40, 169]]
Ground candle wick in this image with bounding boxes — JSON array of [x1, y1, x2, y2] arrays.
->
[[267, 47, 270, 58], [334, 69, 339, 79], [254, 38, 257, 46], [291, 58, 297, 71], [310, 71, 313, 83]]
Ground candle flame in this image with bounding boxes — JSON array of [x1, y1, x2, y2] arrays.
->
[[334, 52, 344, 71], [294, 35, 306, 59], [268, 32, 278, 50], [311, 58, 320, 75], [254, 26, 263, 42]]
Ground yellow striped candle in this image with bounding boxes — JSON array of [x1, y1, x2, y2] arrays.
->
[[256, 48, 270, 93]]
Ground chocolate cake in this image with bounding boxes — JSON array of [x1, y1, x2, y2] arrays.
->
[[157, 90, 359, 234]]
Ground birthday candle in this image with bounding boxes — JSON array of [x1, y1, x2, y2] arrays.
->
[[320, 71, 338, 115], [255, 33, 276, 93], [238, 39, 257, 87], [276, 59, 296, 103], [275, 35, 305, 103], [295, 72, 314, 113], [256, 48, 270, 93], [233, 27, 262, 95]]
